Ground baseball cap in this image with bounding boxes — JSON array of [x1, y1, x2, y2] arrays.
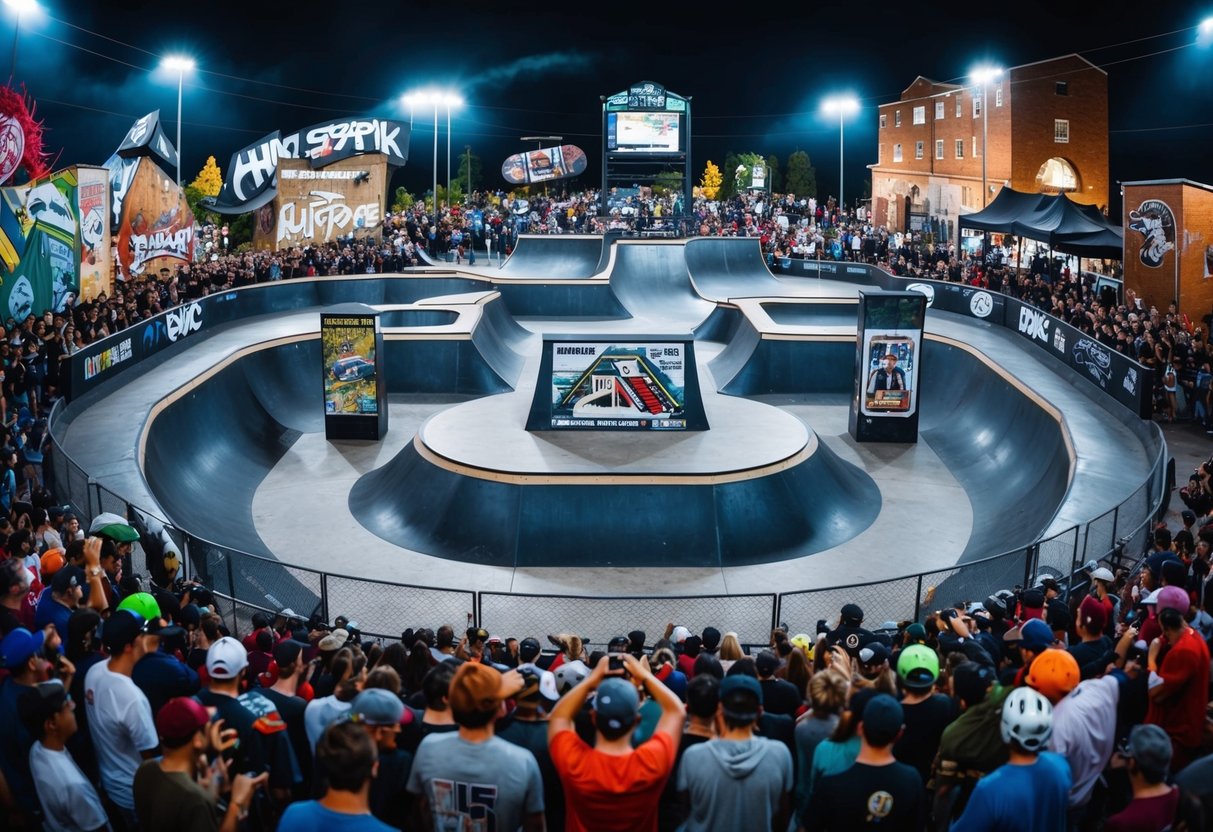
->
[[39, 549, 65, 578], [206, 637, 248, 679], [16, 679, 69, 733], [1156, 586, 1190, 614], [670, 626, 691, 643], [1, 627, 45, 669], [318, 628, 349, 651], [1182, 510, 1197, 525], [790, 633, 812, 651], [157, 696, 210, 743], [447, 662, 513, 718], [515, 665, 559, 703], [1078, 596, 1107, 632], [273, 639, 306, 668], [859, 693, 904, 737], [350, 688, 405, 726], [1090, 567, 1115, 583], [1123, 723, 1173, 780], [518, 637, 541, 662], [841, 603, 864, 625], [905, 623, 928, 643], [117, 592, 161, 622], [50, 565, 84, 595], [858, 643, 891, 666], [607, 635, 630, 652], [593, 677, 640, 731], [754, 651, 780, 677], [1019, 618, 1055, 653], [719, 674, 763, 721], [179, 603, 202, 630], [952, 662, 996, 707], [101, 610, 148, 653], [1140, 589, 1160, 606], [88, 512, 140, 542]]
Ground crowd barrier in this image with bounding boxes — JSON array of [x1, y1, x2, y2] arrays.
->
[[48, 397, 1169, 646]]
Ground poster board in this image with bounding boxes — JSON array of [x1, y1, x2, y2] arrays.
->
[[849, 291, 927, 443], [321, 304, 387, 440]]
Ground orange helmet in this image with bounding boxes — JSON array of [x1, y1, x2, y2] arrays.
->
[[1025, 648, 1080, 703]]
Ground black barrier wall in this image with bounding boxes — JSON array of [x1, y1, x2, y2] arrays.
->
[[772, 257, 1154, 419]]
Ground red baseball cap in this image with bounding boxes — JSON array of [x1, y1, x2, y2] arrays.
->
[[156, 697, 209, 743]]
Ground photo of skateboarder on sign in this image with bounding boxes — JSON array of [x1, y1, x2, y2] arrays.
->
[[863, 337, 915, 415]]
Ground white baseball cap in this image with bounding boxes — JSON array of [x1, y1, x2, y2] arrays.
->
[[206, 637, 249, 679]]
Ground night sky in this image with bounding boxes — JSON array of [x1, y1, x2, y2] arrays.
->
[[9, 1, 1213, 214]]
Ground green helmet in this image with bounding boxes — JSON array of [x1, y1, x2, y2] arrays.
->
[[117, 592, 161, 623], [896, 644, 940, 690]]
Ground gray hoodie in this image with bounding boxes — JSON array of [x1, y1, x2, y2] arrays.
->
[[675, 737, 793, 831]]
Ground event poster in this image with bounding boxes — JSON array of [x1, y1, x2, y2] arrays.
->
[[859, 295, 925, 419], [321, 315, 379, 416], [549, 342, 687, 429]]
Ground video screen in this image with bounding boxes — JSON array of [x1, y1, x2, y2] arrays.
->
[[608, 112, 681, 154]]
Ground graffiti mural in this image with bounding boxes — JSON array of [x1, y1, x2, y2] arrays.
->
[[1128, 199, 1176, 268], [114, 158, 195, 278], [77, 166, 112, 301], [252, 156, 387, 250]]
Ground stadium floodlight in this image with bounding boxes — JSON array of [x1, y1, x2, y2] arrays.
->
[[822, 96, 860, 213]]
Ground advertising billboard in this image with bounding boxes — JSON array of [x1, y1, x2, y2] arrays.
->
[[527, 336, 709, 431], [255, 156, 388, 250], [850, 291, 927, 443], [501, 144, 588, 185], [606, 112, 681, 154], [321, 314, 380, 417]]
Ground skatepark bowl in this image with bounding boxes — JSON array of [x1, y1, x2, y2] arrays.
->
[[51, 236, 1168, 648]]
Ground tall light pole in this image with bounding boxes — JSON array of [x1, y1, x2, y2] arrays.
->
[[822, 95, 859, 216], [4, 0, 38, 81], [443, 94, 462, 209], [970, 65, 1002, 209], [161, 55, 196, 186]]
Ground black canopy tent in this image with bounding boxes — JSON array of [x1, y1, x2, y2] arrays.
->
[[959, 188, 1123, 260]]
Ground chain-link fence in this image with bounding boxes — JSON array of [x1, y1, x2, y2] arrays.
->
[[47, 398, 1172, 643]]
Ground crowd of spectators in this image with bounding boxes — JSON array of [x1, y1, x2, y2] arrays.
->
[[2, 503, 1213, 830]]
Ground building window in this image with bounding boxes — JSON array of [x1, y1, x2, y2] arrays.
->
[[879, 114, 887, 129], [915, 141, 924, 159], [1054, 119, 1070, 143], [995, 84, 1003, 107], [935, 100, 944, 120], [955, 139, 964, 159], [973, 136, 979, 157], [913, 106, 925, 125], [1055, 81, 1068, 96], [973, 95, 982, 118], [956, 96, 962, 117], [962, 186, 972, 206], [935, 139, 944, 160], [895, 110, 901, 127], [893, 144, 903, 163]]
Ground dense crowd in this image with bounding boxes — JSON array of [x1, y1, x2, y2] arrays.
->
[[2, 504, 1213, 830]]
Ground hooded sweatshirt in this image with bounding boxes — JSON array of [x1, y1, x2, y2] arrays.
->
[[675, 736, 793, 832]]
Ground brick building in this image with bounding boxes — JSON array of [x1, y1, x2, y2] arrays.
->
[[1122, 180, 1213, 317], [868, 54, 1109, 240]]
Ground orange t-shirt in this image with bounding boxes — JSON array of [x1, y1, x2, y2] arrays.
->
[[550, 728, 676, 832]]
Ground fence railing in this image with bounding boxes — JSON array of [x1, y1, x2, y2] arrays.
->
[[47, 397, 1170, 645]]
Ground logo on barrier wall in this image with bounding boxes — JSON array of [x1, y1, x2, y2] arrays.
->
[[1073, 338, 1112, 386], [1123, 367, 1138, 395], [1128, 199, 1175, 268], [1018, 306, 1050, 342], [166, 303, 203, 342], [969, 291, 994, 318], [83, 338, 133, 381], [907, 283, 935, 307], [1053, 328, 1067, 353], [143, 320, 165, 351]]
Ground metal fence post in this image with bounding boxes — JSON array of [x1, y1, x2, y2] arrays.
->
[[914, 575, 923, 622], [225, 553, 237, 635], [1066, 531, 1080, 601], [320, 572, 330, 625], [1023, 545, 1037, 589], [1113, 505, 1120, 543]]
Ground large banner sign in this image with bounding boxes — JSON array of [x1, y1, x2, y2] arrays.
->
[[527, 336, 709, 431], [114, 158, 195, 278], [501, 144, 587, 185], [253, 156, 388, 250], [0, 167, 88, 318], [76, 166, 112, 301], [849, 291, 927, 443], [1003, 297, 1153, 418], [115, 110, 178, 172], [208, 118, 410, 215]]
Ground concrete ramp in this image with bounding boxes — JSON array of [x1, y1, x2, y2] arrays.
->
[[686, 237, 831, 301], [497, 234, 605, 278], [608, 241, 714, 328]]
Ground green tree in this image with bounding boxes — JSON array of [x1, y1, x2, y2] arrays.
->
[[456, 147, 484, 194], [719, 152, 741, 201], [785, 149, 817, 200], [765, 154, 781, 193], [733, 152, 766, 193], [652, 170, 684, 196], [392, 186, 415, 213]]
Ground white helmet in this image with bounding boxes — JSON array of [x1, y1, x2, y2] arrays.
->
[[553, 660, 589, 694], [1001, 687, 1053, 751]]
